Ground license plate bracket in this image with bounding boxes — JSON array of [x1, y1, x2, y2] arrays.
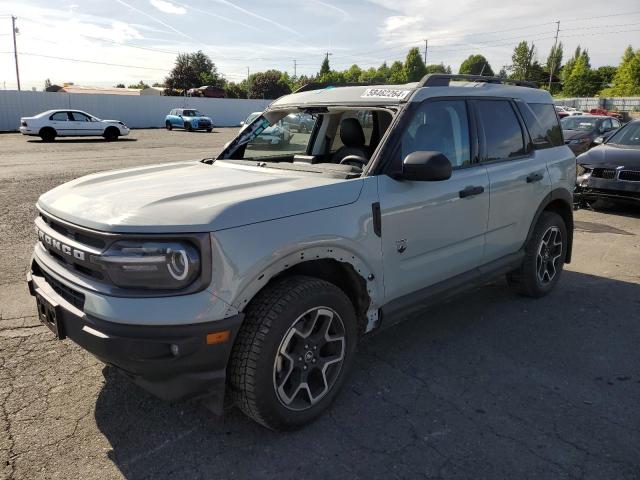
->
[[35, 291, 66, 340]]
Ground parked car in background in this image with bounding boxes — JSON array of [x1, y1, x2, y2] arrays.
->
[[241, 111, 291, 145], [561, 115, 622, 155], [19, 109, 129, 142], [282, 113, 315, 132], [555, 106, 586, 118], [165, 109, 213, 132], [575, 119, 640, 204], [589, 108, 623, 120]]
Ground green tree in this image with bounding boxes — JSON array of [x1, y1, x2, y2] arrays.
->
[[224, 81, 247, 99], [248, 70, 292, 99], [425, 63, 448, 74], [388, 60, 406, 84], [608, 46, 640, 96], [319, 55, 331, 76], [510, 41, 535, 81], [127, 80, 150, 89], [561, 45, 583, 84], [594, 66, 617, 87], [377, 62, 390, 82], [563, 54, 596, 97], [344, 64, 363, 83], [404, 47, 427, 82], [164, 51, 223, 93], [459, 54, 493, 76], [114, 83, 125, 88], [359, 67, 384, 83], [546, 41, 563, 93]]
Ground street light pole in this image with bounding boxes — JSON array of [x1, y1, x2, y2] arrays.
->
[[11, 16, 21, 91]]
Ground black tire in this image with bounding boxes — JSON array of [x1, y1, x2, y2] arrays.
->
[[228, 275, 357, 431], [39, 128, 56, 142], [206, 128, 212, 133], [185, 121, 193, 132], [507, 211, 567, 297], [165, 121, 172, 131], [103, 127, 119, 141]]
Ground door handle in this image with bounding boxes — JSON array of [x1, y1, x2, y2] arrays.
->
[[459, 185, 485, 198], [526, 173, 544, 183]]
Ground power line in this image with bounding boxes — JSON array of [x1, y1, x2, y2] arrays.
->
[[7, 51, 170, 71]]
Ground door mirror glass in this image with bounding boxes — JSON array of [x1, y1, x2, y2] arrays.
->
[[593, 136, 605, 145], [402, 151, 452, 181]]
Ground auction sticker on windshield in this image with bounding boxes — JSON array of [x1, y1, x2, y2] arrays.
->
[[361, 88, 411, 100]]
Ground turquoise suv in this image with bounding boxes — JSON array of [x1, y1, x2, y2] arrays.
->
[[165, 108, 213, 132]]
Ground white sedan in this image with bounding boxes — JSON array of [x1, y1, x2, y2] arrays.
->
[[19, 109, 130, 142]]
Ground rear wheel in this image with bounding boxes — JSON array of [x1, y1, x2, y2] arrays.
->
[[165, 121, 172, 131], [206, 128, 212, 133], [39, 128, 56, 142], [228, 275, 357, 431], [103, 127, 119, 141], [507, 211, 567, 297]]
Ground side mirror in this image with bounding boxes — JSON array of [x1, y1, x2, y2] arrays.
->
[[593, 136, 604, 145], [401, 151, 452, 181], [240, 121, 245, 126]]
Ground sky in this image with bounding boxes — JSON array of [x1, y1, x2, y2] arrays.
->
[[0, 0, 639, 90]]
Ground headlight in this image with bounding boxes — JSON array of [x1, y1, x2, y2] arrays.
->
[[92, 240, 200, 289]]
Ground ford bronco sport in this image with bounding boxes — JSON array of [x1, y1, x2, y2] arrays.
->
[[28, 74, 574, 431]]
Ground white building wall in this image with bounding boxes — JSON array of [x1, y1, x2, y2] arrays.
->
[[0, 90, 271, 131]]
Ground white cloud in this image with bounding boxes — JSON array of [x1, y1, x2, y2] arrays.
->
[[149, 0, 187, 15]]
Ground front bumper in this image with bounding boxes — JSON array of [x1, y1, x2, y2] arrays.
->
[[27, 261, 243, 411], [575, 176, 640, 203]]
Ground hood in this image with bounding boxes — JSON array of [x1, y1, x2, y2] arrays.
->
[[577, 144, 640, 169], [37, 161, 363, 233], [101, 119, 124, 124], [184, 115, 211, 121], [562, 129, 593, 140]]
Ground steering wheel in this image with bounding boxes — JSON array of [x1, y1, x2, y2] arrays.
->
[[339, 155, 368, 168]]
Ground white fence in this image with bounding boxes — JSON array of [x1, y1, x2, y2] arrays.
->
[[0, 90, 271, 131], [554, 97, 640, 113]]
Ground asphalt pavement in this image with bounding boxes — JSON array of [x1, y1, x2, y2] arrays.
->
[[1, 130, 639, 479]]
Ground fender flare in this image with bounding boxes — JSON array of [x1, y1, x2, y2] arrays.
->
[[227, 245, 383, 332], [525, 188, 574, 263]]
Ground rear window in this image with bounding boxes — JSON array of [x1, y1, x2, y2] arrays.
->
[[476, 100, 525, 161], [518, 103, 563, 149]]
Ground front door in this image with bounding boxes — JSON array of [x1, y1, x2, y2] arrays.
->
[[69, 111, 100, 136], [378, 99, 490, 303]]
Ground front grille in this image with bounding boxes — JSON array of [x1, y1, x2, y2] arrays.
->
[[619, 170, 640, 182], [592, 168, 617, 180], [40, 213, 106, 249], [33, 262, 85, 310]]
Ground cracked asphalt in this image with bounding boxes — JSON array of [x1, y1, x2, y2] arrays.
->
[[1, 130, 639, 479]]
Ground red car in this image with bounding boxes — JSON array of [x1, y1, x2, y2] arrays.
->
[[589, 108, 622, 120]]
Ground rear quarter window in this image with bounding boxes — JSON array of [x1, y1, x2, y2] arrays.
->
[[518, 103, 563, 149]]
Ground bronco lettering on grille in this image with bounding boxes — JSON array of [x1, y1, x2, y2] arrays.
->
[[37, 228, 86, 261]]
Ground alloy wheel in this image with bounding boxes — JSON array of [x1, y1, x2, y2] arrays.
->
[[273, 307, 346, 411], [536, 226, 563, 285]]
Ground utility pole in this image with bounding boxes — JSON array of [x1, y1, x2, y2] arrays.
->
[[293, 59, 297, 79], [548, 20, 560, 91], [424, 39, 428, 64], [11, 16, 20, 91]]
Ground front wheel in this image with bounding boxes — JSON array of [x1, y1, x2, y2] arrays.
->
[[165, 121, 172, 131], [507, 211, 567, 297], [103, 127, 119, 141], [185, 121, 193, 132], [228, 275, 357, 431]]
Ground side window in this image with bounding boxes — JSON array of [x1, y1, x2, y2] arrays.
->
[[518, 103, 563, 148], [70, 112, 91, 122], [476, 100, 525, 161], [612, 119, 621, 129], [399, 100, 471, 168], [50, 112, 69, 121], [601, 118, 612, 131]]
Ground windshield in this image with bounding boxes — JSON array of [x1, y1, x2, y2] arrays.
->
[[242, 113, 318, 160], [561, 117, 598, 131], [183, 110, 202, 117], [606, 122, 640, 147], [244, 112, 261, 124]]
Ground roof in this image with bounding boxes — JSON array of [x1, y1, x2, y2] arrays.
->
[[269, 77, 553, 110], [60, 85, 140, 95]]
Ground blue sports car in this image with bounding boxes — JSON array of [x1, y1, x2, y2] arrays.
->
[[165, 108, 213, 132]]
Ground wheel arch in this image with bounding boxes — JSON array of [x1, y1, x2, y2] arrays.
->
[[526, 188, 574, 263], [230, 247, 382, 335], [39, 126, 56, 136]]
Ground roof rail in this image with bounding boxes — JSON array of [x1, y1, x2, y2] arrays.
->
[[418, 74, 537, 89], [293, 82, 385, 93]]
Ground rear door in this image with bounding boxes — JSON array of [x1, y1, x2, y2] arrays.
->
[[377, 98, 490, 302], [473, 99, 551, 262]]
